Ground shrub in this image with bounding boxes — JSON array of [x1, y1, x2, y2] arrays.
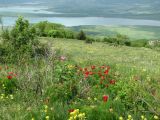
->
[[63, 30, 75, 39], [103, 34, 130, 46], [1, 29, 10, 40], [0, 72, 18, 95], [131, 39, 148, 47], [124, 41, 131, 46], [34, 21, 75, 39], [77, 30, 87, 40], [0, 17, 49, 63], [85, 37, 93, 44], [103, 37, 114, 43], [34, 21, 64, 37], [48, 30, 65, 38]]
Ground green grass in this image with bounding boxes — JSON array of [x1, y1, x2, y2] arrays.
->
[[71, 25, 160, 40], [1, 37, 160, 119], [41, 38, 160, 75], [42, 38, 160, 117]]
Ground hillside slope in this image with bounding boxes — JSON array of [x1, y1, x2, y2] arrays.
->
[[41, 37, 160, 76]]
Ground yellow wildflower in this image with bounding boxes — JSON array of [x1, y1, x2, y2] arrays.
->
[[46, 116, 49, 120], [44, 105, 48, 110], [44, 109, 48, 113], [68, 65, 74, 69], [154, 115, 159, 120], [70, 111, 77, 117], [119, 116, 123, 120], [10, 95, 14, 99], [141, 115, 145, 119], [94, 98, 97, 101], [87, 97, 91, 100], [128, 115, 132, 120]]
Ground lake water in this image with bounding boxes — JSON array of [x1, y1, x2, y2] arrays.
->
[[2, 17, 160, 27]]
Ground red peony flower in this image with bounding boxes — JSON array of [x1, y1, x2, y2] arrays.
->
[[85, 71, 89, 75], [104, 69, 109, 75], [68, 109, 74, 113], [89, 71, 94, 75], [110, 80, 116, 84], [79, 68, 83, 71], [8, 72, 17, 77], [8, 72, 14, 74], [103, 95, 109, 102], [91, 66, 96, 70], [84, 71, 90, 78], [101, 66, 105, 69], [101, 76, 105, 80], [7, 75, 12, 79]]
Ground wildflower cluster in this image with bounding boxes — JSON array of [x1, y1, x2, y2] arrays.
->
[[0, 94, 14, 100], [154, 115, 159, 120], [0, 66, 18, 95], [78, 65, 116, 88], [68, 109, 86, 120], [127, 115, 133, 120], [43, 105, 50, 120], [118, 115, 159, 120]]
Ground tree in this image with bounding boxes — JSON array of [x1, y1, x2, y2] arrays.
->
[[77, 30, 87, 40], [34, 21, 64, 37], [8, 17, 38, 50], [0, 16, 48, 63]]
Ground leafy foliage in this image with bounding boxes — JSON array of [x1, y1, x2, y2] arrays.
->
[[0, 17, 49, 63], [103, 34, 130, 46], [77, 30, 87, 40], [34, 21, 75, 39]]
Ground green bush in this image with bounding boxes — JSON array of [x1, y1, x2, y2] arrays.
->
[[103, 37, 114, 43], [63, 30, 75, 39], [131, 39, 148, 47], [77, 30, 87, 40], [34, 21, 64, 37], [34, 21, 75, 39], [103, 34, 130, 46], [85, 37, 93, 44], [124, 41, 131, 46], [0, 73, 18, 95], [48, 30, 65, 38], [0, 17, 49, 63]]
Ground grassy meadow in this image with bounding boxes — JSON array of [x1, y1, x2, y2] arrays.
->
[[0, 18, 160, 120], [1, 38, 160, 120]]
